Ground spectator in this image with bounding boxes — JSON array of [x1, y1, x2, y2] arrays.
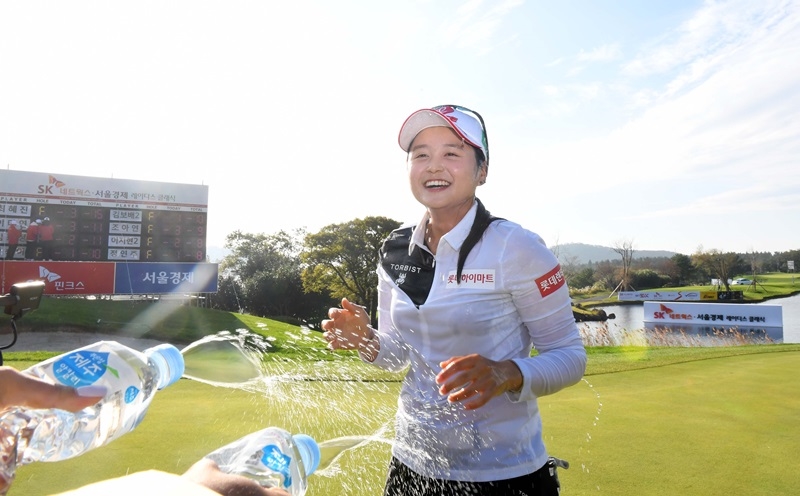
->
[[25, 219, 40, 260], [4, 220, 22, 260]]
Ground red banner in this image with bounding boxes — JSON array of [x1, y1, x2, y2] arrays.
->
[[0, 261, 115, 295]]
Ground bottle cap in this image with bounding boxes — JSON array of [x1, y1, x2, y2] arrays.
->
[[293, 434, 320, 476], [145, 344, 185, 389]]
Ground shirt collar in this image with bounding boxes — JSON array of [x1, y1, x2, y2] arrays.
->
[[409, 200, 479, 255]]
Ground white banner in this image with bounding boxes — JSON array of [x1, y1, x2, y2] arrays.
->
[[643, 301, 783, 328], [619, 291, 703, 301], [0, 169, 208, 210]]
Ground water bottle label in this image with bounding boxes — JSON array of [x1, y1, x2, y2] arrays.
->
[[261, 444, 292, 488], [124, 386, 141, 403], [52, 350, 116, 388]]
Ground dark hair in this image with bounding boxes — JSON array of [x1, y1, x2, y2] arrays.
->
[[473, 147, 486, 168], [456, 198, 502, 283]]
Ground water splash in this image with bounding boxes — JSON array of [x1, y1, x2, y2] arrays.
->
[[315, 422, 395, 477], [175, 326, 399, 494], [578, 377, 602, 491], [180, 329, 273, 387]]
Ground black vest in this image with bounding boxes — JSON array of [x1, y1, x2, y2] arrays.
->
[[379, 199, 502, 307]]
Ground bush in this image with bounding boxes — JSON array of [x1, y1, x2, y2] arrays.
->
[[630, 269, 670, 290]]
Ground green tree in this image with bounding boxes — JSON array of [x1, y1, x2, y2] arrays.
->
[[219, 229, 334, 323], [301, 216, 402, 325], [691, 248, 743, 291], [630, 268, 670, 289], [592, 260, 617, 290], [568, 266, 595, 290], [775, 250, 800, 272], [668, 253, 694, 285], [209, 273, 243, 312]]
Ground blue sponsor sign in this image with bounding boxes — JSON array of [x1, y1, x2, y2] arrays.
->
[[114, 262, 218, 294]]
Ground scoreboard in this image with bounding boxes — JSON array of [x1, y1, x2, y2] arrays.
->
[[1, 170, 208, 262], [34, 205, 207, 262]]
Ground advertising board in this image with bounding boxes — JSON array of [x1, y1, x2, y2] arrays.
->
[[643, 301, 783, 328], [1, 261, 218, 295], [1, 170, 208, 262]]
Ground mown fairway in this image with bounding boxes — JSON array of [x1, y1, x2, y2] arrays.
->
[[7, 345, 800, 496]]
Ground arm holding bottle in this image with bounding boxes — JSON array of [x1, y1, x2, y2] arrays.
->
[[1, 366, 288, 496], [54, 461, 289, 496], [0, 366, 105, 413]]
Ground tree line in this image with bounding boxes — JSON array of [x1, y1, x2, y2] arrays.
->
[[559, 239, 800, 295], [208, 216, 401, 326], [208, 220, 800, 324]]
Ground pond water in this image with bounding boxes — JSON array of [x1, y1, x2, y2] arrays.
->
[[578, 292, 800, 345]]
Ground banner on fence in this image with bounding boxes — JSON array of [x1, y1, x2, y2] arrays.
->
[[643, 301, 783, 328]]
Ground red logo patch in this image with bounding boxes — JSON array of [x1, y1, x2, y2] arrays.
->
[[536, 264, 566, 297]]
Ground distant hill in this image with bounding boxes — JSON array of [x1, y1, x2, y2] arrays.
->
[[552, 243, 677, 265], [207, 242, 676, 266]]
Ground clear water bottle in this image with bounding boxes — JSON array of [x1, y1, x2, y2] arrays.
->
[[204, 426, 321, 496], [0, 341, 184, 491]]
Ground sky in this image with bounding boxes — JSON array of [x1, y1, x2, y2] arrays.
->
[[2, 0, 798, 259]]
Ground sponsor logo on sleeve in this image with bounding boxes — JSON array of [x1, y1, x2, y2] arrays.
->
[[536, 264, 566, 297]]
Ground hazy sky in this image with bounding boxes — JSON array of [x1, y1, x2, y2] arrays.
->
[[2, 0, 798, 258]]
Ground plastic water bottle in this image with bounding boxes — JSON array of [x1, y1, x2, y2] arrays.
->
[[204, 426, 320, 496], [0, 340, 184, 492]]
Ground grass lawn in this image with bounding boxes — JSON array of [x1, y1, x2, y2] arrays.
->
[[3, 296, 800, 495], [572, 271, 800, 306], [6, 345, 800, 496]]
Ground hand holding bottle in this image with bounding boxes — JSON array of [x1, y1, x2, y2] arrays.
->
[[0, 341, 184, 495], [0, 366, 106, 413], [183, 459, 291, 496], [204, 426, 320, 496], [53, 461, 291, 496]]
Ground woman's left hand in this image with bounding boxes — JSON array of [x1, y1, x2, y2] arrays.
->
[[435, 354, 523, 410]]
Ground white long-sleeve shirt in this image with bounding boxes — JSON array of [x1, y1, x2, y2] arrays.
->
[[369, 200, 587, 482]]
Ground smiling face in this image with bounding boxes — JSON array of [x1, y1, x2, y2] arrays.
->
[[407, 126, 487, 218]]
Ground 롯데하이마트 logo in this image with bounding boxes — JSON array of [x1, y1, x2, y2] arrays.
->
[[536, 264, 566, 297]]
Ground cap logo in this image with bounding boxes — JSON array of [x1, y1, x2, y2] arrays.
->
[[399, 104, 489, 164], [436, 107, 465, 129], [437, 106, 457, 119]]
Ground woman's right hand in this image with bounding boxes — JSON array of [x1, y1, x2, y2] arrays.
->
[[321, 298, 373, 350]]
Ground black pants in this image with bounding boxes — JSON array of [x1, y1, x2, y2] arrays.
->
[[4, 244, 18, 260], [383, 457, 561, 496]]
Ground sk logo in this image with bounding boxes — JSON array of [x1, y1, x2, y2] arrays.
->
[[39, 266, 61, 282], [49, 175, 66, 188]]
